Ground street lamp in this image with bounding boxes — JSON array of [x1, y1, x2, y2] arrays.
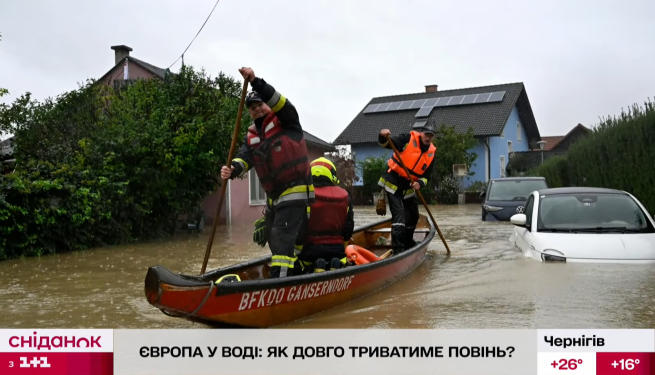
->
[[537, 140, 547, 164]]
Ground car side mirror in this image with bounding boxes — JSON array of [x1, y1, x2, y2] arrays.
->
[[480, 191, 485, 198], [510, 214, 527, 227]]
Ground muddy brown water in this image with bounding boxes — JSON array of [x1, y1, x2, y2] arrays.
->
[[2, 204, 655, 329]]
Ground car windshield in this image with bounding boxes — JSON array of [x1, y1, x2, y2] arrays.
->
[[537, 193, 654, 232], [487, 179, 547, 201]]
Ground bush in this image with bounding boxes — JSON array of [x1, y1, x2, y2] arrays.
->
[[466, 180, 487, 193], [0, 161, 129, 259], [529, 155, 569, 188], [435, 176, 460, 204], [0, 65, 249, 260]]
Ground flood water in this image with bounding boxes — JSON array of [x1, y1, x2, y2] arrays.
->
[[2, 204, 655, 329]]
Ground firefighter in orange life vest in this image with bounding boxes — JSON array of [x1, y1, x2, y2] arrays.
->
[[294, 157, 355, 274], [220, 67, 314, 278], [378, 121, 437, 254]]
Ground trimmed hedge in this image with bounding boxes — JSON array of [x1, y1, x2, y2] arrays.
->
[[527, 99, 655, 214]]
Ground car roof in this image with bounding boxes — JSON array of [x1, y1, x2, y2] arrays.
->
[[489, 177, 546, 182], [536, 187, 628, 196]]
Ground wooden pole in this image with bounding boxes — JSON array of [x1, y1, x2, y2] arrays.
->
[[200, 80, 249, 274], [385, 134, 451, 254]]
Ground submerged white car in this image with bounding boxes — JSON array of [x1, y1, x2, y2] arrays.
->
[[508, 187, 655, 263]]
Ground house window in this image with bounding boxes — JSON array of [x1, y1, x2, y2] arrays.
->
[[500, 155, 506, 177], [249, 170, 267, 205], [517, 122, 522, 142], [500, 126, 505, 138], [508, 141, 513, 153]]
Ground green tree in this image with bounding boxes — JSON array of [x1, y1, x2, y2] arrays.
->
[[431, 125, 478, 184], [358, 156, 388, 198], [0, 65, 250, 260], [421, 125, 478, 203], [325, 146, 360, 193]]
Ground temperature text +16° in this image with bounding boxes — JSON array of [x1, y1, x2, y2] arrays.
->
[[612, 359, 640, 370]]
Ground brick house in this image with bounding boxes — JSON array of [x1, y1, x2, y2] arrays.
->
[[535, 123, 591, 152], [506, 123, 592, 175]]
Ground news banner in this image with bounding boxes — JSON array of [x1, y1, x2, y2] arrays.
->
[[2, 329, 655, 374]]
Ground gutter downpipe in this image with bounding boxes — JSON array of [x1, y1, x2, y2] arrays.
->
[[483, 137, 491, 182]]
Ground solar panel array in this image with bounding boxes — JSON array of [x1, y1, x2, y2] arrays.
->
[[362, 91, 506, 118]]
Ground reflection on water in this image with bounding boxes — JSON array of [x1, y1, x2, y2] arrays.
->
[[1, 204, 655, 329]]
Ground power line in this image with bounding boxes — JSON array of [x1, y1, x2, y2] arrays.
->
[[166, 0, 221, 70]]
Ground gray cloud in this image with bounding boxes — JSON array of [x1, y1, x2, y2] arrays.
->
[[1, 0, 654, 143]]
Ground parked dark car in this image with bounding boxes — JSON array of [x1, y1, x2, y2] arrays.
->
[[480, 177, 548, 221]]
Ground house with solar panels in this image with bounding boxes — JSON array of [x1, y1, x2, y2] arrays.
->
[[333, 83, 543, 189]]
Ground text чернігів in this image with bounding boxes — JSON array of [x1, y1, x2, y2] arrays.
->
[[543, 335, 605, 349]]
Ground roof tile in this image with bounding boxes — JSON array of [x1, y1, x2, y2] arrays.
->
[[334, 82, 540, 146]]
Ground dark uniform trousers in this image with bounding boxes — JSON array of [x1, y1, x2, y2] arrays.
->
[[265, 204, 308, 278], [295, 244, 345, 274], [387, 193, 420, 253]]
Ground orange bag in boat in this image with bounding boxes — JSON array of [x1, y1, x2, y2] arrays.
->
[[345, 245, 380, 265]]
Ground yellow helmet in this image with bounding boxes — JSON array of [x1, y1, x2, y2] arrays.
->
[[310, 157, 339, 185]]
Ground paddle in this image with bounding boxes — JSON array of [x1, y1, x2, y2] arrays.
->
[[385, 134, 451, 254], [200, 79, 250, 274]]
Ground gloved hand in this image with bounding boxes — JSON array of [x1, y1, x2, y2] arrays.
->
[[253, 216, 267, 247]]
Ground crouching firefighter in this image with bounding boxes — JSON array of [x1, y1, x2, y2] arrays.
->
[[221, 67, 314, 278], [378, 120, 436, 254], [293, 157, 354, 274]]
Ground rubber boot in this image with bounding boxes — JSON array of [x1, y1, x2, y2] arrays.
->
[[218, 275, 239, 283], [314, 258, 327, 273], [329, 258, 342, 271]]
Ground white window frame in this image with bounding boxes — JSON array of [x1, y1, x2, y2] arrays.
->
[[500, 155, 506, 177], [516, 122, 522, 142], [508, 140, 513, 153], [500, 126, 505, 138], [248, 170, 267, 206]]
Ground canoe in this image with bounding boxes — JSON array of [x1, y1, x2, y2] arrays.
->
[[144, 213, 436, 328]]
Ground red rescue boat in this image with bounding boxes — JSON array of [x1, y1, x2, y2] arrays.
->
[[144, 214, 435, 328]]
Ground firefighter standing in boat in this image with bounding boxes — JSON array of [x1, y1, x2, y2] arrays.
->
[[378, 121, 437, 254], [295, 157, 355, 274], [220, 67, 314, 278]]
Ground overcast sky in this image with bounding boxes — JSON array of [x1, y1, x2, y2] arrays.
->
[[1, 0, 654, 143]]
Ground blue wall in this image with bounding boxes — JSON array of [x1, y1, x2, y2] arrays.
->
[[348, 105, 530, 187], [350, 143, 392, 186], [463, 138, 488, 188], [489, 106, 529, 179]]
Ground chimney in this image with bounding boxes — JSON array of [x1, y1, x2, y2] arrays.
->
[[110, 45, 133, 65], [425, 84, 438, 93]]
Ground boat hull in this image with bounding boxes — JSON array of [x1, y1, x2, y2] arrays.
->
[[144, 215, 435, 328]]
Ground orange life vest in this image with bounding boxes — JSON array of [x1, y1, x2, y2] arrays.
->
[[387, 131, 436, 181], [246, 112, 310, 197], [305, 185, 349, 246]]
